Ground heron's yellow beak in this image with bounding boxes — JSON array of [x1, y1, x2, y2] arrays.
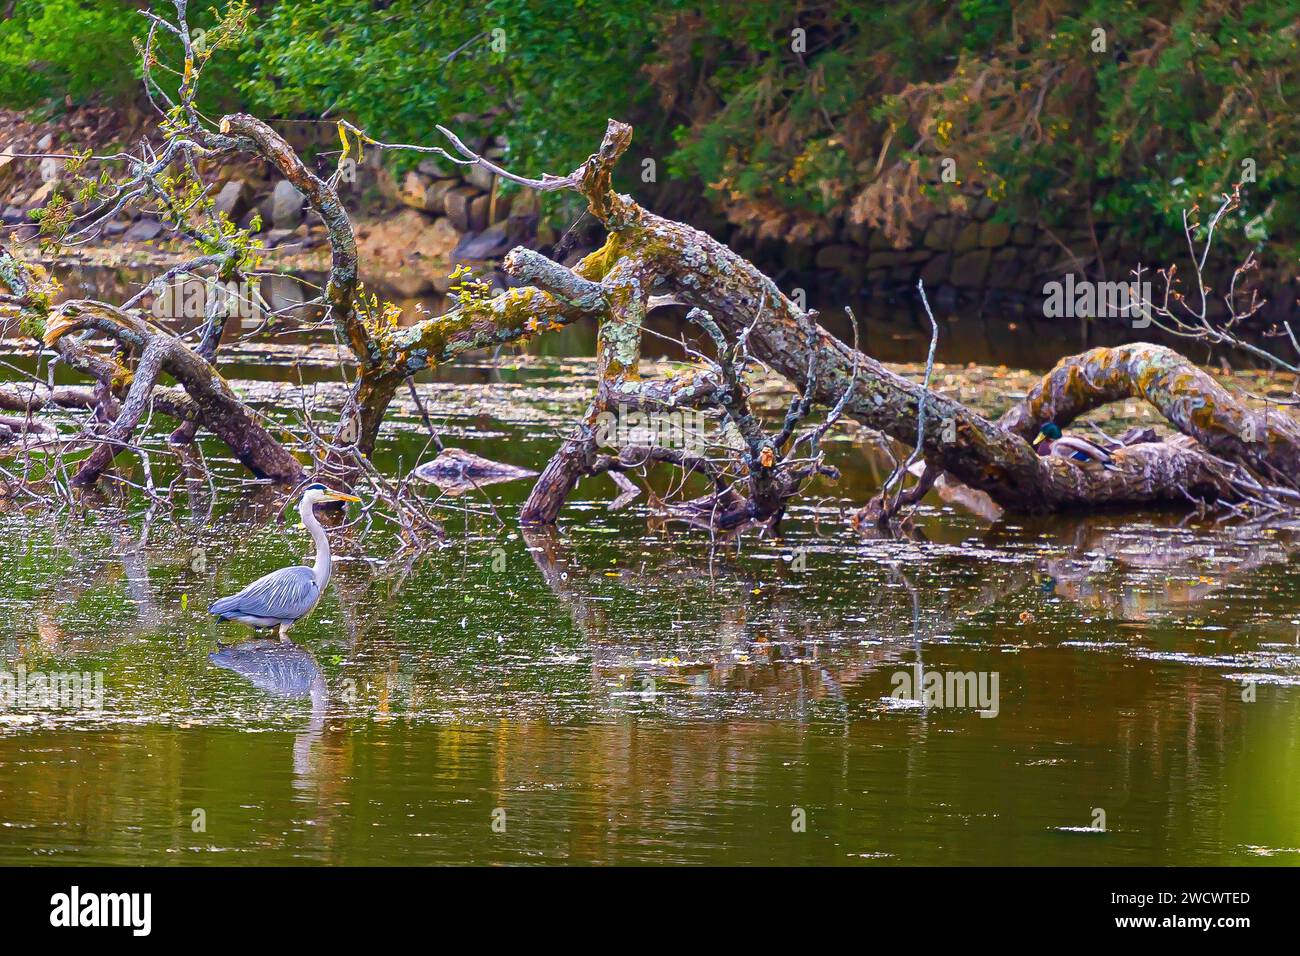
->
[[324, 491, 362, 503], [1032, 430, 1047, 446], [42, 314, 78, 347]]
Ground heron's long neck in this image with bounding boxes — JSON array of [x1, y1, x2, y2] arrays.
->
[[299, 498, 332, 591]]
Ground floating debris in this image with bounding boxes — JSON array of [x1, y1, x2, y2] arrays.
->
[[410, 447, 539, 495]]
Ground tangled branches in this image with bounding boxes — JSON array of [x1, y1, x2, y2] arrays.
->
[[3, 0, 1300, 550]]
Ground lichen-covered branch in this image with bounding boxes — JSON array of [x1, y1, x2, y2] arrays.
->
[[479, 120, 1294, 518], [70, 339, 165, 486], [6, 12, 1295, 532], [42, 301, 304, 483], [215, 113, 363, 362], [999, 343, 1300, 487]]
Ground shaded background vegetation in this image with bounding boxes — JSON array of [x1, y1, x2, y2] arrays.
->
[[1, 0, 1295, 260]]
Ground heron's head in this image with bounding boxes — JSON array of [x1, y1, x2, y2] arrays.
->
[[301, 482, 362, 506], [1033, 422, 1062, 445]]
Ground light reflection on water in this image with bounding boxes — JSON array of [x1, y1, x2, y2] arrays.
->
[[1, 338, 1299, 864]]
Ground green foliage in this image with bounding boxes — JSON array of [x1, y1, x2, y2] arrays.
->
[[1089, 1, 1299, 251], [957, 0, 1012, 51], [0, 1, 244, 111], [237, 0, 662, 218], [0, 0, 146, 105], [1, 1, 1296, 257]]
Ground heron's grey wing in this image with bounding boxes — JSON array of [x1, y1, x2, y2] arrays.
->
[[209, 565, 320, 622]]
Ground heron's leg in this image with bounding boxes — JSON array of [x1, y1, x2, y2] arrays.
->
[[279, 621, 293, 642]]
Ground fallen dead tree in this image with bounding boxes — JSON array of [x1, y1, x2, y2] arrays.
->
[[459, 120, 1299, 523], [1, 1, 1296, 533]]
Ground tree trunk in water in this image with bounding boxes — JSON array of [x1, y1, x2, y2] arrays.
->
[[520, 256, 650, 524], [44, 301, 305, 484], [72, 339, 166, 486], [998, 343, 1300, 487], [329, 367, 403, 480], [497, 122, 1297, 519]]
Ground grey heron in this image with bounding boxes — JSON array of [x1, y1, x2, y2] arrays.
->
[[208, 483, 361, 640]]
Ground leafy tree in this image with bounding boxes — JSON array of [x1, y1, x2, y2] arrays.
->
[[0, 0, 147, 106], [1, 1, 1294, 258]]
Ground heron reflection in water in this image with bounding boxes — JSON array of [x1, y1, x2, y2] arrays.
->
[[209, 639, 329, 790]]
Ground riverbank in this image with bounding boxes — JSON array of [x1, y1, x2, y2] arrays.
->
[[4, 103, 1296, 337]]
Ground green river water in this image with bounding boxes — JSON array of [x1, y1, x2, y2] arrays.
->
[[0, 301, 1298, 866]]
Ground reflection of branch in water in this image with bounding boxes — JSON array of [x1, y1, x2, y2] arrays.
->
[[326, 523, 447, 652], [520, 526, 1021, 718], [23, 504, 184, 650], [984, 513, 1300, 622], [888, 564, 928, 722], [112, 506, 162, 632], [177, 446, 218, 528]]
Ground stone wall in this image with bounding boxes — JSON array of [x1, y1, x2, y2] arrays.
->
[[751, 206, 1296, 325]]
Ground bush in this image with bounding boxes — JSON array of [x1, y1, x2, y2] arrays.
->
[[0, 1, 247, 114], [237, 0, 664, 216], [1, 1, 1294, 259], [0, 0, 146, 106]]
